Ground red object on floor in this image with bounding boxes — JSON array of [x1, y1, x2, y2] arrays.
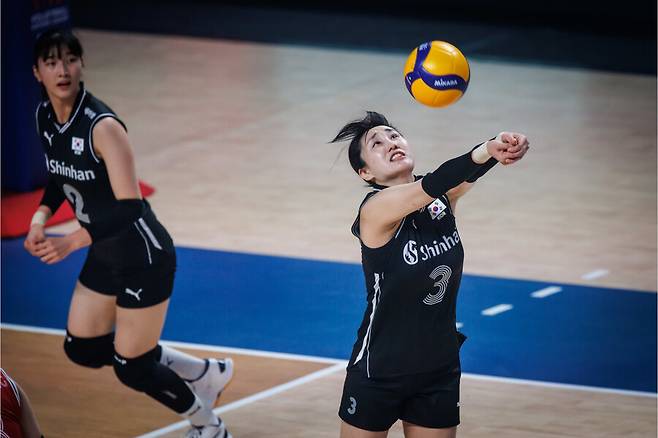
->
[[1, 181, 155, 238]]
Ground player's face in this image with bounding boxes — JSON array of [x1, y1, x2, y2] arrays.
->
[[358, 125, 414, 185], [33, 45, 82, 102]]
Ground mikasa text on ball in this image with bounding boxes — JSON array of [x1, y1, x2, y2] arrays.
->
[[404, 41, 470, 108]]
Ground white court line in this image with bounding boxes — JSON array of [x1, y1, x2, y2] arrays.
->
[[531, 286, 563, 298], [160, 340, 341, 364], [582, 269, 609, 280], [137, 362, 346, 438], [463, 373, 656, 398], [3, 323, 655, 404], [0, 323, 342, 364], [481, 304, 513, 316], [1, 323, 65, 337]]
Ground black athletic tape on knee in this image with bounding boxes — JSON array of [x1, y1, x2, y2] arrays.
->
[[113, 346, 195, 413], [113, 346, 159, 391], [64, 330, 115, 368], [85, 199, 145, 242]]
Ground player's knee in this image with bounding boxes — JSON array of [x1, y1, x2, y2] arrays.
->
[[113, 347, 158, 392], [63, 330, 114, 368]]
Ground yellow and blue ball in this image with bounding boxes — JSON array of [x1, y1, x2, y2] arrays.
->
[[404, 41, 470, 108]]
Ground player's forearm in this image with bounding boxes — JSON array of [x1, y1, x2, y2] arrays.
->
[[38, 177, 65, 214], [421, 143, 492, 198]]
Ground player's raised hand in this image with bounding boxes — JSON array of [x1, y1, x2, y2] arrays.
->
[[488, 132, 530, 165]]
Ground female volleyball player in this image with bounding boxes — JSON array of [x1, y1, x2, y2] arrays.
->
[[331, 112, 529, 438], [23, 29, 232, 438]]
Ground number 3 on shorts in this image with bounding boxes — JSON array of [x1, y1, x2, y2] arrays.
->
[[63, 183, 90, 223], [347, 396, 357, 415]]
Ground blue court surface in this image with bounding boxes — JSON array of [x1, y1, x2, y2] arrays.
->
[[2, 238, 656, 394]]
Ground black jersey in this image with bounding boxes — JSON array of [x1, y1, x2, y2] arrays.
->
[[348, 186, 465, 378], [35, 84, 174, 270]]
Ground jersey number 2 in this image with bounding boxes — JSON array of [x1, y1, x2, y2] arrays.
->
[[423, 265, 452, 306], [63, 183, 90, 224]]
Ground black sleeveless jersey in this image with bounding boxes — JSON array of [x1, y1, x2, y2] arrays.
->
[[35, 85, 174, 270], [348, 185, 465, 378]]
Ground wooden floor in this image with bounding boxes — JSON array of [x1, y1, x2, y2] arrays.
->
[[3, 29, 656, 437], [4, 330, 655, 438], [1, 330, 331, 437]]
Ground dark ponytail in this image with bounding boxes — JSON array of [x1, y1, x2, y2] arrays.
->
[[330, 111, 400, 174]]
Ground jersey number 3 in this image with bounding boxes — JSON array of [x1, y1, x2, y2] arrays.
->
[[63, 183, 91, 224], [423, 265, 452, 306]]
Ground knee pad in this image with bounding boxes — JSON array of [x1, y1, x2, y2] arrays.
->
[[113, 347, 158, 393], [63, 330, 114, 368]]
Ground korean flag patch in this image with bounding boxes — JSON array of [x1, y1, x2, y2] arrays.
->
[[428, 198, 447, 221], [71, 137, 84, 155]]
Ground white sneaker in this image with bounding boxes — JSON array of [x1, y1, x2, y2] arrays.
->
[[184, 419, 232, 438], [188, 358, 234, 408]]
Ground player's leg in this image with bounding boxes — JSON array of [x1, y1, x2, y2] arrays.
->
[[340, 421, 389, 438], [116, 259, 233, 407], [123, 242, 233, 408], [400, 359, 461, 438], [339, 364, 400, 438], [64, 249, 124, 368], [158, 345, 234, 409], [402, 423, 456, 438], [114, 254, 235, 438], [114, 299, 231, 436], [64, 281, 116, 368]]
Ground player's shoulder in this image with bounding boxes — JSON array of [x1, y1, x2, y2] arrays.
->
[[360, 189, 380, 207], [351, 189, 383, 239], [83, 91, 118, 120], [83, 91, 128, 135]]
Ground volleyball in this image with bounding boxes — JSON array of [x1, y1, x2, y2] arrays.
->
[[404, 41, 470, 108]]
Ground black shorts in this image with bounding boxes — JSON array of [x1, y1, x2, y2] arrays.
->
[[339, 356, 461, 431], [79, 246, 176, 309]]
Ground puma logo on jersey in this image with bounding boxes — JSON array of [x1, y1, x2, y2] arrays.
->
[[125, 288, 143, 301], [71, 137, 84, 155], [43, 131, 54, 146]]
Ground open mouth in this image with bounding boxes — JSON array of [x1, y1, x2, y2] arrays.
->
[[390, 150, 406, 162], [56, 81, 71, 89]]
